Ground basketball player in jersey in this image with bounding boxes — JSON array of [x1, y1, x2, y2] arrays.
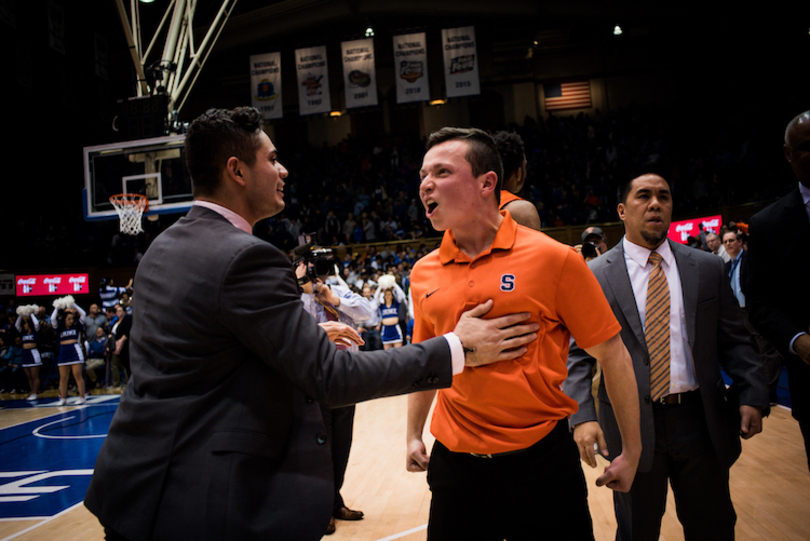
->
[[493, 131, 542, 230]]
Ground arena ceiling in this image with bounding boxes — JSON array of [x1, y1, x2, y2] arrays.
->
[[164, 0, 807, 115]]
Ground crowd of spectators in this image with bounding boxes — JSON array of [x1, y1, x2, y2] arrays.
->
[[8, 104, 795, 272], [0, 207, 768, 396]]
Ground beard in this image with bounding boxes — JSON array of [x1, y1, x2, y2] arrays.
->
[[641, 228, 668, 247]]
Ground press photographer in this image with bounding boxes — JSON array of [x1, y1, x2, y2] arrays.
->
[[293, 242, 375, 535]]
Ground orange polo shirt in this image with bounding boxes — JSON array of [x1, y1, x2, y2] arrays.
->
[[499, 190, 523, 210], [411, 211, 621, 454]]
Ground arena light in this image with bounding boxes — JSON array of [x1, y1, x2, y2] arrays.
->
[[365, 26, 374, 37], [329, 110, 343, 117], [613, 25, 623, 36], [430, 99, 446, 106]]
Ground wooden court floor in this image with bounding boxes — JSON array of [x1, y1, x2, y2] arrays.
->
[[0, 392, 807, 541]]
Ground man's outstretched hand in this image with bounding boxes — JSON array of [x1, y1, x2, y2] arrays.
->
[[453, 300, 539, 368]]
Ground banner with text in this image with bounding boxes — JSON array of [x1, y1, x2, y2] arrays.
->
[[295, 46, 332, 116], [668, 215, 723, 244], [341, 38, 378, 109], [250, 52, 283, 120], [16, 273, 90, 297], [441, 26, 480, 98], [393, 32, 430, 104]]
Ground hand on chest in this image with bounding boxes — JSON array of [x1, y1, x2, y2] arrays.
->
[[420, 259, 548, 333]]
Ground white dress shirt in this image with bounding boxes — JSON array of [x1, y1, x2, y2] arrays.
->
[[623, 237, 699, 394]]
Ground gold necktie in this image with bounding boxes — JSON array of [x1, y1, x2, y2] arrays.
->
[[646, 252, 671, 401]]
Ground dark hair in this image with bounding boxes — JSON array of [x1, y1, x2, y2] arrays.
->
[[426, 127, 503, 204], [493, 131, 525, 183], [185, 107, 265, 196], [618, 157, 672, 204]]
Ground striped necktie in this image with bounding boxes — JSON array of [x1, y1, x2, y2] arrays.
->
[[317, 298, 348, 350], [646, 252, 671, 401]]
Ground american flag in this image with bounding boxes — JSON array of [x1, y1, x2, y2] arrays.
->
[[544, 81, 592, 111]]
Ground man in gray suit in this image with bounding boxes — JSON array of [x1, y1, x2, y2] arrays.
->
[[84, 107, 539, 541], [565, 171, 768, 541]]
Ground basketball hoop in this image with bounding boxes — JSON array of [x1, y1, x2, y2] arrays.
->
[[109, 194, 149, 235]]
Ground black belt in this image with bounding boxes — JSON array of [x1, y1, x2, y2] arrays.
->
[[469, 448, 527, 459], [655, 389, 700, 406]]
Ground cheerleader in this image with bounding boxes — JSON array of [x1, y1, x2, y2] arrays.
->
[[50, 296, 87, 406], [15, 305, 42, 401], [374, 275, 406, 350]]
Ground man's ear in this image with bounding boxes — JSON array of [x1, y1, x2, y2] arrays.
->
[[226, 156, 246, 187], [784, 144, 793, 165], [617, 202, 626, 221], [480, 171, 498, 197]]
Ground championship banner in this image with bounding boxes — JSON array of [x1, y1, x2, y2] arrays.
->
[[341, 38, 378, 109], [250, 52, 283, 120], [393, 32, 429, 104], [295, 46, 332, 116], [441, 26, 480, 98]]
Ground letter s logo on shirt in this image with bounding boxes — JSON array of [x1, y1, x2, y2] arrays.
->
[[500, 274, 516, 292]]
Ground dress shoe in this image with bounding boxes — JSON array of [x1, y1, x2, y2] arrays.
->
[[333, 506, 364, 521], [324, 517, 336, 535]]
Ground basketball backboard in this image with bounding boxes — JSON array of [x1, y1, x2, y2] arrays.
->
[[83, 134, 194, 221]]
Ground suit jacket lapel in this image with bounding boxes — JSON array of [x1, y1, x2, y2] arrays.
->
[[670, 240, 698, 349], [604, 243, 647, 350]]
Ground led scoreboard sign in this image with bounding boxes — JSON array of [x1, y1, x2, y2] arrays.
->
[[16, 273, 90, 296], [667, 215, 722, 244]]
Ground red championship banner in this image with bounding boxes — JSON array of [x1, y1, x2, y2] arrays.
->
[[667, 215, 722, 244], [15, 273, 90, 296]]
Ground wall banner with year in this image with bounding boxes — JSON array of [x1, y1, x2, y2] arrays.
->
[[393, 32, 430, 104], [295, 45, 332, 116], [441, 26, 480, 98], [250, 52, 283, 120], [341, 38, 378, 109]]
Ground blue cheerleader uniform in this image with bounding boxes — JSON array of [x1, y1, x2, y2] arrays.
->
[[51, 306, 87, 367], [56, 325, 85, 366], [16, 315, 42, 368], [379, 301, 403, 345]]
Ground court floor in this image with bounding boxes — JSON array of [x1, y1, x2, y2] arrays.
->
[[0, 388, 807, 541]]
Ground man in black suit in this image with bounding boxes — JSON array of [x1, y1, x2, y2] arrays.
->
[[747, 110, 810, 470], [565, 171, 768, 541], [84, 107, 539, 541], [724, 230, 783, 405]]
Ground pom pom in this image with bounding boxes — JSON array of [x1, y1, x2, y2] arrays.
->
[[53, 295, 75, 311], [16, 304, 39, 317], [378, 274, 397, 291]]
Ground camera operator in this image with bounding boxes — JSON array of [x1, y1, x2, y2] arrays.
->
[[293, 243, 374, 535], [576, 226, 608, 261]]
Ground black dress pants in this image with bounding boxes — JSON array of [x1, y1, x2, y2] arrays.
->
[[320, 403, 356, 513], [613, 394, 736, 541], [426, 420, 594, 541]]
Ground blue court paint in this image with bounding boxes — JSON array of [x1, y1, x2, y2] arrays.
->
[[0, 395, 119, 519]]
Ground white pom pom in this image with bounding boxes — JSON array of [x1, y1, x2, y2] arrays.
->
[[16, 305, 38, 317], [53, 296, 75, 311], [378, 274, 397, 290]]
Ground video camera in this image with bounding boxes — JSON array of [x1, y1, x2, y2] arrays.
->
[[581, 241, 600, 259], [292, 243, 340, 280]]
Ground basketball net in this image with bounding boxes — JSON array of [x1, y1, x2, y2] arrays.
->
[[109, 194, 149, 235]]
